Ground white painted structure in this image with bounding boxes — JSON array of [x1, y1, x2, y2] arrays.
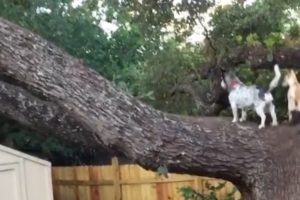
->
[[0, 145, 53, 200]]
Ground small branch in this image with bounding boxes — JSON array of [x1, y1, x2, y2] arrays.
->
[[199, 17, 217, 61]]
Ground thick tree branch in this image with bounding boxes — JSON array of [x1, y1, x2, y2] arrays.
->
[[225, 45, 300, 68], [202, 45, 300, 78], [2, 17, 300, 199]]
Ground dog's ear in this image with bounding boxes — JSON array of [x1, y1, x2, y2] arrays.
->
[[220, 67, 227, 72], [219, 66, 227, 75], [218, 66, 228, 79], [229, 70, 236, 76]]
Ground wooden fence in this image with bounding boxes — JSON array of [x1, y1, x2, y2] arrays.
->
[[52, 157, 241, 200]]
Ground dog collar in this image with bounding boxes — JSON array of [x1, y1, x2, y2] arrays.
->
[[229, 79, 240, 89]]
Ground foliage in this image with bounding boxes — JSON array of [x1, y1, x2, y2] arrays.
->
[[179, 182, 239, 200], [138, 40, 206, 114], [207, 0, 299, 58], [103, 0, 215, 44], [0, 117, 86, 165], [0, 0, 145, 80]]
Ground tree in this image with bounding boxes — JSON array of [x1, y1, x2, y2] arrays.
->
[[2, 17, 300, 200]]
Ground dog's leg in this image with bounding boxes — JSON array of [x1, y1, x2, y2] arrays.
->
[[297, 100, 300, 111], [239, 109, 247, 122], [288, 97, 295, 122], [231, 103, 238, 123], [268, 103, 278, 126], [255, 105, 266, 129]]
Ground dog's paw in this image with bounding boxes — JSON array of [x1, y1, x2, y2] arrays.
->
[[271, 122, 278, 126], [239, 118, 246, 122], [232, 119, 238, 123], [258, 125, 265, 129]]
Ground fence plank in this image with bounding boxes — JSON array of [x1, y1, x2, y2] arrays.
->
[[88, 167, 101, 200], [99, 165, 115, 200], [120, 165, 131, 200], [140, 166, 157, 200], [112, 157, 121, 200], [52, 168, 61, 200], [52, 158, 241, 200], [129, 165, 142, 199], [74, 166, 91, 200], [60, 167, 77, 200]]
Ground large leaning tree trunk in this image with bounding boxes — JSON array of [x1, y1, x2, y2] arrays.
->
[[1, 17, 300, 200]]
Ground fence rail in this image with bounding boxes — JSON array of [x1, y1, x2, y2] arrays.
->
[[52, 157, 241, 200]]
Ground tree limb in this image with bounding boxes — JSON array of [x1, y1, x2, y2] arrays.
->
[[202, 45, 300, 78]]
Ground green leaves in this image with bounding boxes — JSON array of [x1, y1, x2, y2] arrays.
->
[[209, 0, 295, 54], [246, 33, 261, 46], [139, 40, 205, 114], [179, 186, 204, 200], [179, 182, 239, 200], [263, 32, 284, 49], [0, 117, 85, 165], [289, 24, 300, 38]]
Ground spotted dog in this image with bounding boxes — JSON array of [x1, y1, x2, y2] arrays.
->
[[221, 64, 281, 129], [282, 69, 300, 122]]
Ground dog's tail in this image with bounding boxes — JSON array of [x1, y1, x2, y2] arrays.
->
[[268, 64, 281, 92]]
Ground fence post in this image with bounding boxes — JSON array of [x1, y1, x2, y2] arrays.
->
[[112, 157, 121, 200], [193, 177, 199, 192]]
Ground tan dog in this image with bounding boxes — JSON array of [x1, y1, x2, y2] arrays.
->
[[282, 69, 300, 121]]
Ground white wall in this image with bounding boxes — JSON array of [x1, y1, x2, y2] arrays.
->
[[0, 145, 53, 200]]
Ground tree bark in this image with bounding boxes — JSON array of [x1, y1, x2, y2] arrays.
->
[[1, 17, 300, 199]]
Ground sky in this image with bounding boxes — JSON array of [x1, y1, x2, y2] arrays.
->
[[72, 0, 256, 43]]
